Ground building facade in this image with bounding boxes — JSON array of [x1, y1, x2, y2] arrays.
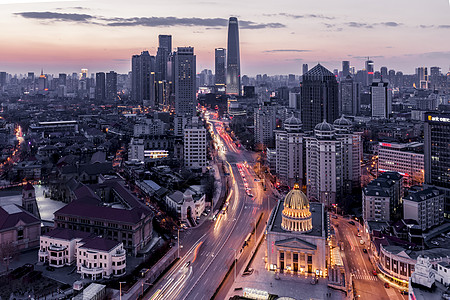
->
[[226, 17, 240, 95], [266, 184, 328, 277], [183, 117, 207, 170], [371, 79, 392, 119], [174, 47, 196, 117], [403, 187, 444, 231]]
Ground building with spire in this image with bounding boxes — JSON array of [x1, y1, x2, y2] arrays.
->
[[266, 184, 328, 276], [22, 182, 40, 219], [226, 17, 241, 95]]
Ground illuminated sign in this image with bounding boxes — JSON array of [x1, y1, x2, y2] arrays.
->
[[428, 115, 450, 123], [380, 143, 392, 147]]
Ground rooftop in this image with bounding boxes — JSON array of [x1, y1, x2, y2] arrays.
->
[[79, 236, 121, 252]]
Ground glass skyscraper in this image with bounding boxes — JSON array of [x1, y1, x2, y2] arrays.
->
[[226, 17, 240, 96]]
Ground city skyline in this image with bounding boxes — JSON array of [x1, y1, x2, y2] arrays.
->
[[0, 0, 450, 75]]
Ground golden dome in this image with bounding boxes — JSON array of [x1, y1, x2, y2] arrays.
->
[[283, 183, 309, 210]]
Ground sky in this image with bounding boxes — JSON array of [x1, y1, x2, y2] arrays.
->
[[0, 0, 449, 76]]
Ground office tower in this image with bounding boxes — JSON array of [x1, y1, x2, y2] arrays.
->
[[254, 99, 277, 148], [300, 64, 339, 131], [378, 142, 424, 187], [184, 117, 207, 171], [365, 59, 374, 85], [226, 17, 241, 95], [302, 64, 308, 75], [416, 67, 429, 89], [132, 51, 156, 106], [95, 72, 106, 101], [339, 75, 360, 116], [106, 71, 117, 100], [334, 116, 362, 193], [403, 188, 444, 231], [395, 71, 404, 88], [199, 69, 213, 86], [289, 92, 301, 110], [388, 69, 396, 87], [58, 73, 67, 86], [0, 72, 6, 87], [241, 75, 249, 87], [305, 121, 342, 207], [156, 34, 172, 81], [430, 67, 441, 88], [215, 48, 226, 85], [380, 66, 388, 79], [370, 79, 391, 119], [174, 47, 196, 117], [424, 112, 450, 219], [342, 61, 350, 78], [275, 114, 305, 186], [81, 68, 88, 80], [38, 70, 47, 91]]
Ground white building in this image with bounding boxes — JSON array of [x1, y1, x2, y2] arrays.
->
[[275, 114, 304, 187], [184, 117, 207, 171], [77, 237, 126, 280], [305, 121, 342, 207], [403, 187, 444, 231], [378, 142, 424, 187], [38, 228, 126, 280], [371, 79, 392, 119], [165, 186, 206, 222], [133, 118, 165, 137], [334, 116, 362, 192]]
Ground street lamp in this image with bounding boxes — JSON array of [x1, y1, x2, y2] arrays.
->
[[119, 281, 126, 300], [230, 248, 237, 282]]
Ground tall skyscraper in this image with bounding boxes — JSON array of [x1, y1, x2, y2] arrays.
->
[[424, 112, 450, 219], [58, 73, 67, 86], [365, 59, 374, 85], [106, 71, 117, 100], [132, 51, 156, 106], [95, 72, 106, 101], [0, 72, 6, 87], [380, 66, 388, 79], [156, 35, 172, 81], [226, 17, 240, 95], [302, 64, 309, 75], [339, 75, 360, 116], [370, 79, 391, 119], [416, 67, 429, 89], [174, 47, 196, 117], [215, 48, 226, 86], [342, 61, 350, 78], [300, 64, 339, 131], [254, 99, 277, 147]]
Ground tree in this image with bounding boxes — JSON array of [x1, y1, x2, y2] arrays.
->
[[0, 241, 18, 272]]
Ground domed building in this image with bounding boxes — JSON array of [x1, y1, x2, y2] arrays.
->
[[266, 184, 328, 276]]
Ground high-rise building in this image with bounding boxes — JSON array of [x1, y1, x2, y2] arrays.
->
[[215, 48, 226, 86], [429, 67, 441, 89], [388, 69, 396, 87], [254, 99, 277, 148], [0, 72, 6, 87], [174, 47, 196, 117], [339, 75, 360, 116], [95, 72, 106, 101], [132, 51, 156, 106], [106, 71, 117, 100], [38, 70, 47, 91], [342, 61, 350, 78], [403, 188, 444, 231], [416, 67, 429, 89], [184, 117, 207, 171], [370, 79, 391, 119], [424, 112, 450, 219], [305, 121, 342, 207], [226, 17, 240, 95], [302, 64, 308, 75], [380, 66, 388, 79], [334, 116, 362, 193], [156, 35, 172, 82], [58, 73, 67, 86], [300, 64, 339, 131], [275, 114, 305, 187], [365, 59, 374, 85]]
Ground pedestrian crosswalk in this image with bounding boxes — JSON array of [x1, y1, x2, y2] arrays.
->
[[352, 274, 378, 281]]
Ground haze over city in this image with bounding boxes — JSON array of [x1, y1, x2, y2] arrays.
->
[[1, 0, 450, 74]]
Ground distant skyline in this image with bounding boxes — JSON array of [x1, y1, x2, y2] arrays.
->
[[0, 0, 450, 75]]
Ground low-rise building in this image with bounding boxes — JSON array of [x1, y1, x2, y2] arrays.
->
[[409, 256, 450, 300], [0, 204, 40, 251], [403, 187, 444, 231], [165, 186, 206, 222]]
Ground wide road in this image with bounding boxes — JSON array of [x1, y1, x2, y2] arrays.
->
[[145, 118, 270, 300], [333, 216, 406, 300]]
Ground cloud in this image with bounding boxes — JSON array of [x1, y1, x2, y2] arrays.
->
[[419, 24, 450, 29], [264, 13, 334, 20], [350, 55, 384, 59], [438, 25, 450, 29], [55, 6, 88, 11], [15, 11, 92, 22], [14, 12, 285, 29], [264, 49, 311, 53], [345, 21, 401, 29]]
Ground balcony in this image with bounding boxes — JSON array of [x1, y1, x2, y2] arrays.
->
[[80, 265, 103, 276]]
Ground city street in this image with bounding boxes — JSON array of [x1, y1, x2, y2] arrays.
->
[[145, 118, 271, 300], [332, 215, 406, 300]]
